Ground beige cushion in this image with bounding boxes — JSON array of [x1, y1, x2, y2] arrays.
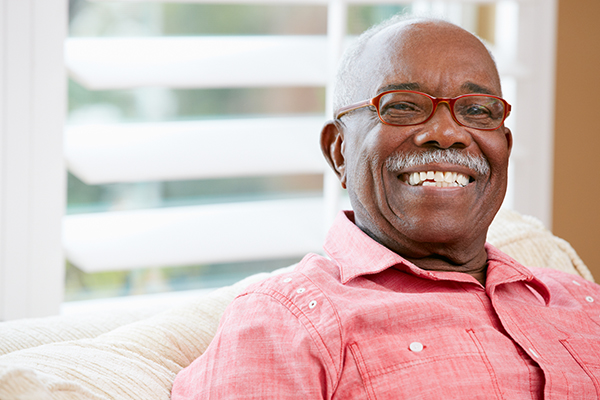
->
[[0, 309, 159, 357], [488, 209, 594, 282], [0, 209, 593, 400], [0, 271, 278, 400]]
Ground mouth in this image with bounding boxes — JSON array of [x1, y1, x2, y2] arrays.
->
[[400, 170, 472, 187]]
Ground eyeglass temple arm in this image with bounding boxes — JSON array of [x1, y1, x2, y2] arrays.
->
[[334, 99, 374, 119]]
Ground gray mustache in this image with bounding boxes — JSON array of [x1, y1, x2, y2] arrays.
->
[[385, 149, 490, 176]]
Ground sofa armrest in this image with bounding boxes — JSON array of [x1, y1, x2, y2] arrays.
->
[[0, 268, 290, 400], [0, 309, 159, 357]]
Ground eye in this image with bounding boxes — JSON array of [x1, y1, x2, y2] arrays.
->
[[377, 92, 432, 124], [456, 96, 504, 121], [462, 104, 492, 118], [381, 101, 422, 115]]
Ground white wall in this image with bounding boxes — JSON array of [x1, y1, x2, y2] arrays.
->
[[0, 0, 67, 320]]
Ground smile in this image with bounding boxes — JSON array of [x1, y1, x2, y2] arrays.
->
[[402, 171, 471, 187]]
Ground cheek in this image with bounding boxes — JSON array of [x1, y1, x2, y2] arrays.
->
[[472, 125, 511, 155], [487, 136, 511, 170], [346, 151, 376, 192], [343, 119, 417, 195], [473, 132, 511, 189], [344, 155, 376, 214], [344, 120, 381, 171]]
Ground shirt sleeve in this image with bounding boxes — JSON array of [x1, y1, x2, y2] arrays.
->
[[171, 290, 331, 400]]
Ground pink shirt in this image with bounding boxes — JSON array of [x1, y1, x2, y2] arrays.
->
[[172, 211, 600, 399]]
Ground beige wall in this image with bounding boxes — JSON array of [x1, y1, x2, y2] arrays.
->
[[553, 0, 600, 278]]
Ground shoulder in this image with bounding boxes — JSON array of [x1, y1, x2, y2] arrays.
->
[[242, 253, 341, 298], [529, 266, 598, 292], [173, 255, 345, 399], [236, 253, 344, 339], [227, 254, 345, 378], [528, 266, 600, 312]]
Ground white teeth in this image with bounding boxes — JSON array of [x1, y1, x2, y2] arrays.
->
[[409, 172, 419, 185], [444, 171, 454, 183], [405, 170, 470, 187], [457, 174, 469, 186]]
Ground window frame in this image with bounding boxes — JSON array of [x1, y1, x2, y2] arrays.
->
[[0, 0, 558, 320], [0, 0, 67, 320]]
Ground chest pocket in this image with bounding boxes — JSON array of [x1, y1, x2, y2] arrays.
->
[[560, 337, 600, 398], [348, 328, 502, 400]]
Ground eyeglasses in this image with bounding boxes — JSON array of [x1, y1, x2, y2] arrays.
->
[[335, 90, 511, 131]]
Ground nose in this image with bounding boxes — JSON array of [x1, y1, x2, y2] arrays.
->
[[412, 103, 472, 149]]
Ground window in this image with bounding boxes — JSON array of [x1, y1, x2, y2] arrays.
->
[[0, 0, 559, 320]]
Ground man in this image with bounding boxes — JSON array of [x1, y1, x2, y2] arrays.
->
[[172, 16, 600, 399]]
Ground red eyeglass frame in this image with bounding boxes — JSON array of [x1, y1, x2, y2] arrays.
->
[[334, 90, 512, 131]]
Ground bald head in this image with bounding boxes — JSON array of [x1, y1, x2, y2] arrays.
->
[[333, 17, 500, 115]]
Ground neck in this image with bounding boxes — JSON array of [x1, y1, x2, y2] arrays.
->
[[356, 220, 490, 286], [402, 250, 488, 286]]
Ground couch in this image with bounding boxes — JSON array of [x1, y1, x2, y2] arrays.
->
[[0, 209, 594, 400]]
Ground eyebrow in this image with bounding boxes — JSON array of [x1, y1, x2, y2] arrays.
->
[[376, 81, 496, 96], [376, 82, 421, 94], [461, 82, 495, 95]]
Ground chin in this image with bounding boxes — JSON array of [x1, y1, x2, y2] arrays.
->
[[388, 209, 491, 246]]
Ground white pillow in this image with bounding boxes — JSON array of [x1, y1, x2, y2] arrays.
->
[[0, 270, 278, 400]]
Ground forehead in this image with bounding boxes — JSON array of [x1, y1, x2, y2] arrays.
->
[[358, 21, 501, 98]]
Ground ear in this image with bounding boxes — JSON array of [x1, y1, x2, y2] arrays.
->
[[503, 126, 513, 156], [320, 120, 347, 189]]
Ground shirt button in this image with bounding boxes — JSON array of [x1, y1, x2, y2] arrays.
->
[[572, 280, 582, 286], [409, 342, 424, 353], [529, 348, 540, 358], [283, 277, 292, 283], [296, 288, 306, 294], [308, 300, 317, 309], [586, 296, 594, 303]]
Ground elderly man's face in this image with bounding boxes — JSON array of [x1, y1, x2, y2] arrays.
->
[[322, 21, 512, 259]]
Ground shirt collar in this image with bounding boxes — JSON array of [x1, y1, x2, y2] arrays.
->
[[485, 243, 551, 305], [323, 210, 551, 304], [323, 211, 410, 284]]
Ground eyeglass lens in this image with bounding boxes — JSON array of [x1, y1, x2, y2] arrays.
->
[[378, 92, 506, 129]]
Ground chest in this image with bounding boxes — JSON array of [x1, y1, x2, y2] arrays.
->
[[331, 282, 600, 400]]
